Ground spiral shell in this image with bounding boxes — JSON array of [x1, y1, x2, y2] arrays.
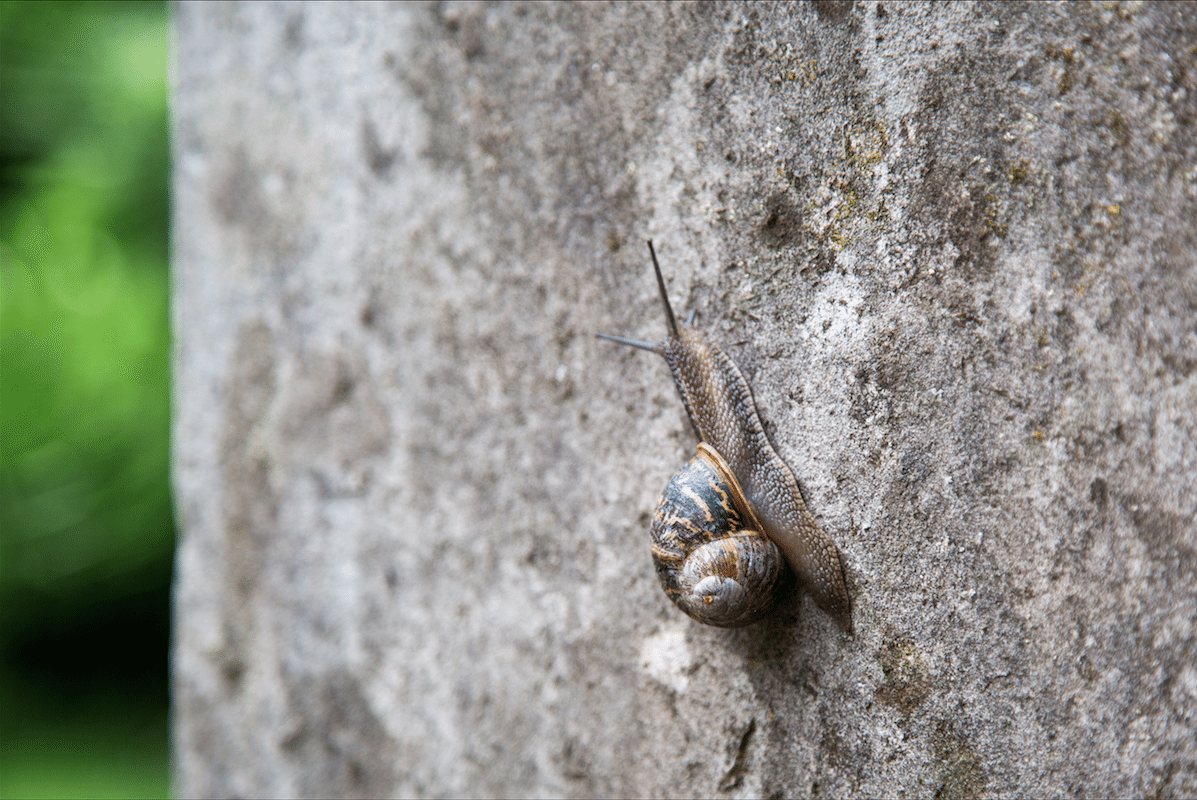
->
[[650, 443, 785, 627]]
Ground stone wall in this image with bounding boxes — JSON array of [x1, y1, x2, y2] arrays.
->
[[172, 2, 1197, 796]]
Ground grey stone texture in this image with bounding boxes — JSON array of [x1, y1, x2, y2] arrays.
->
[[172, 2, 1197, 796]]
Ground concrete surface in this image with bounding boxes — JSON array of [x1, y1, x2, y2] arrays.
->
[[172, 2, 1196, 796]]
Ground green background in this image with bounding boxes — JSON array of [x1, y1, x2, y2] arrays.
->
[[1, 1, 172, 796]]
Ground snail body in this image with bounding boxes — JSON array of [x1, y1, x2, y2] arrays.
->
[[599, 241, 852, 631]]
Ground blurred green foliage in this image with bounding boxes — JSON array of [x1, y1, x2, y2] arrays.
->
[[1, 1, 172, 796]]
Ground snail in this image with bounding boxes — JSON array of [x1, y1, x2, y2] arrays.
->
[[598, 240, 852, 631]]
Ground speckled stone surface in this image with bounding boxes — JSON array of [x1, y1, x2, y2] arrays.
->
[[172, 2, 1196, 796]]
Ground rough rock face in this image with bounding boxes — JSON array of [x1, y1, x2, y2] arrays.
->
[[172, 2, 1196, 796]]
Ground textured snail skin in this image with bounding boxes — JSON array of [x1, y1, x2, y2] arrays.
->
[[651, 444, 784, 627], [599, 240, 852, 631]]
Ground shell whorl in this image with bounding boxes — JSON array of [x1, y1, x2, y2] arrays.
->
[[650, 443, 784, 627]]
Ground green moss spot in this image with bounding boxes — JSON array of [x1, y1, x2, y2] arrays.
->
[[875, 634, 930, 715], [932, 723, 987, 800], [1008, 160, 1029, 185]]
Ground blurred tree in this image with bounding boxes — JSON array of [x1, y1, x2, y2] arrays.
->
[[1, 1, 172, 796]]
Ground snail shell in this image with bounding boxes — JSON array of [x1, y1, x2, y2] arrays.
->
[[651, 443, 784, 627]]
